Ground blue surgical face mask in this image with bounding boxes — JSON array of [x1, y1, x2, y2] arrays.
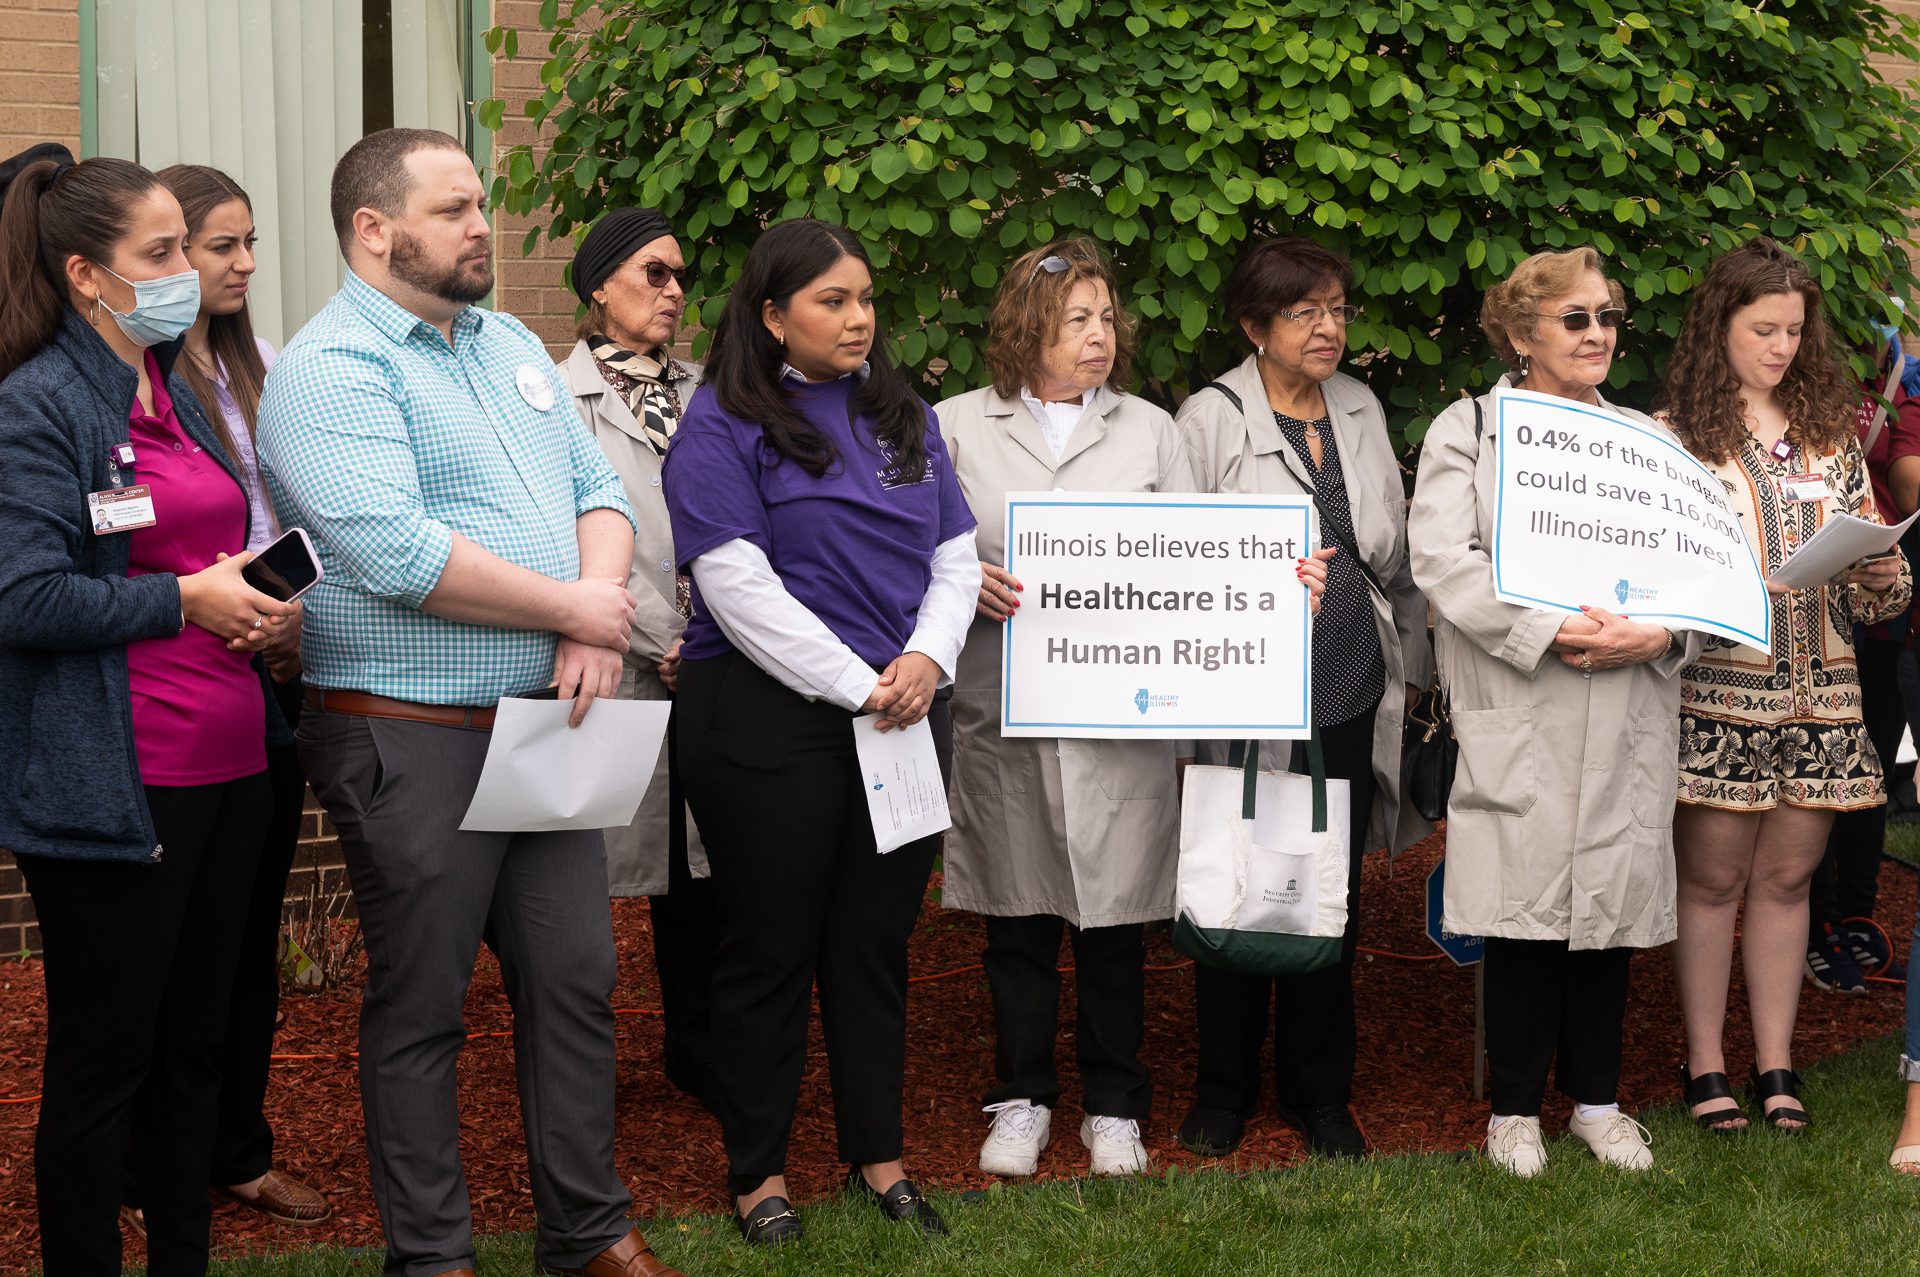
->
[[96, 263, 202, 347]]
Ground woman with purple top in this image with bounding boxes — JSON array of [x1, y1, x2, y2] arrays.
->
[[662, 219, 978, 1247], [155, 163, 331, 1227]]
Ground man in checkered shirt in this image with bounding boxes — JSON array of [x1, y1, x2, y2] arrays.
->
[[258, 129, 683, 1277]]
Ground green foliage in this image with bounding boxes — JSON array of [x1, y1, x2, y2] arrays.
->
[[486, 0, 1920, 452]]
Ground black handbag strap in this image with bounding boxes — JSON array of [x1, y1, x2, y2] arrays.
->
[[1206, 380, 1383, 596]]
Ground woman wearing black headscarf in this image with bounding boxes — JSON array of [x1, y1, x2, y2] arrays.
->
[[557, 208, 719, 1107]]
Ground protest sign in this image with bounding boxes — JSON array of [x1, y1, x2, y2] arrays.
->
[[1001, 492, 1315, 739], [1490, 387, 1770, 648]]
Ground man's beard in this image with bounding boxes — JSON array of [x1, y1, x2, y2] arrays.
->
[[390, 228, 493, 305]]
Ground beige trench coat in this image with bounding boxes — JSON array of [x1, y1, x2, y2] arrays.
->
[[559, 339, 707, 895], [1407, 377, 1703, 949], [934, 383, 1205, 928], [1177, 357, 1436, 855]]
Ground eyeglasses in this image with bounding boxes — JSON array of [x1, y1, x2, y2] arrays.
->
[[638, 260, 692, 290], [1535, 308, 1626, 332], [1276, 304, 1361, 326]]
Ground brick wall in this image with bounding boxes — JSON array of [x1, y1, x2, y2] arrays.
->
[[491, 0, 583, 357], [0, 0, 80, 158]]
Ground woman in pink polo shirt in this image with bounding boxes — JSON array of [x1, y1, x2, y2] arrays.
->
[[0, 148, 288, 1277]]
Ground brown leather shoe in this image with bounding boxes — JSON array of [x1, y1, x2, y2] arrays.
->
[[543, 1227, 683, 1277], [211, 1169, 333, 1224]]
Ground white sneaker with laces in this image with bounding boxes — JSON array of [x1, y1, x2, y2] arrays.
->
[[978, 1100, 1051, 1177], [1484, 1115, 1547, 1178], [1567, 1108, 1654, 1170], [1080, 1113, 1148, 1176]]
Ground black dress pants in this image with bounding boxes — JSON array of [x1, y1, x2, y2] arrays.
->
[[646, 707, 718, 1085], [1813, 634, 1904, 936], [675, 653, 939, 1197], [210, 678, 307, 1184], [1190, 708, 1379, 1114], [1481, 937, 1633, 1115], [20, 774, 270, 1277]]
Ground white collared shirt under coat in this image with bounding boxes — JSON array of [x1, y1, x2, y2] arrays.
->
[[1407, 374, 1704, 950], [935, 382, 1204, 928], [559, 338, 707, 894], [1177, 355, 1436, 856]]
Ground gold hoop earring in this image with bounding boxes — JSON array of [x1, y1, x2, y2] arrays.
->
[[87, 294, 100, 326]]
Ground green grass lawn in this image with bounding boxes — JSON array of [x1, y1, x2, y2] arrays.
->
[[206, 1034, 1920, 1277]]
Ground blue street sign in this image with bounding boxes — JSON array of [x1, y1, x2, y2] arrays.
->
[[1426, 859, 1483, 966]]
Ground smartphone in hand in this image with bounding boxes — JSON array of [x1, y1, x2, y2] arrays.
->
[[242, 527, 324, 603]]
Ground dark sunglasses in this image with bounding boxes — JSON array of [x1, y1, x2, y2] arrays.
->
[[638, 260, 692, 290], [1536, 308, 1626, 332]]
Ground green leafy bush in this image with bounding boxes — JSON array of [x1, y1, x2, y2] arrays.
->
[[485, 0, 1920, 451]]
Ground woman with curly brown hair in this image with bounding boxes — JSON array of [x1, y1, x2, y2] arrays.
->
[[1659, 237, 1910, 1135], [934, 239, 1212, 1179]]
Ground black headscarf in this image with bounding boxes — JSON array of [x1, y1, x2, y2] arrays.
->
[[0, 142, 75, 208], [571, 206, 675, 303]]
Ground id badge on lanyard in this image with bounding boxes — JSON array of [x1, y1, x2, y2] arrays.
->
[[1780, 473, 1829, 504], [89, 442, 156, 534]]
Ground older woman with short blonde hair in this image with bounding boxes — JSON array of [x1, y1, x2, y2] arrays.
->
[[1408, 246, 1704, 1178]]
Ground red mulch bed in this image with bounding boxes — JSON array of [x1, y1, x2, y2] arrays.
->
[[0, 832, 1911, 1267]]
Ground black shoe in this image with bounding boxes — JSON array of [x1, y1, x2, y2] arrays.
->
[[734, 1194, 802, 1246], [846, 1169, 948, 1237], [1748, 1066, 1812, 1133], [1277, 1102, 1369, 1159], [1176, 1104, 1246, 1156]]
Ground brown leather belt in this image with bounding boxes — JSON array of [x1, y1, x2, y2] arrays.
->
[[303, 687, 496, 729]]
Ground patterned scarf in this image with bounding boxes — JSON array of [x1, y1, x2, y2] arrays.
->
[[588, 335, 686, 455]]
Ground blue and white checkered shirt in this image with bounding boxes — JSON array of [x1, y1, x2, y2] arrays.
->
[[257, 270, 635, 705]]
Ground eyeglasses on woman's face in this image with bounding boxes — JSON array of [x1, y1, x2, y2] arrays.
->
[[637, 260, 692, 290], [1535, 307, 1626, 332], [1276, 304, 1361, 326]]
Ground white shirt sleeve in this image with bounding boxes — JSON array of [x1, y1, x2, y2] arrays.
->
[[689, 539, 879, 711], [903, 530, 981, 685]]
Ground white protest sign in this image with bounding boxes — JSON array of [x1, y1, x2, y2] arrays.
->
[[1490, 387, 1770, 648], [1001, 492, 1315, 739]]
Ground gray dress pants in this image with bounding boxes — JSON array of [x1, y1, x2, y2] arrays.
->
[[299, 709, 631, 1277]]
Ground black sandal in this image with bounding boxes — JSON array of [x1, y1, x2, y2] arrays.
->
[[1749, 1066, 1812, 1132], [1679, 1064, 1747, 1133]]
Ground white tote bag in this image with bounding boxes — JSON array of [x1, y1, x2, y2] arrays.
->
[[1173, 736, 1351, 976]]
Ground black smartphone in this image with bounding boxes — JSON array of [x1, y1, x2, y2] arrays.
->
[[242, 527, 324, 602]]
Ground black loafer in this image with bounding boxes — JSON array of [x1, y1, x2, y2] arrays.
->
[[734, 1194, 802, 1246], [1277, 1102, 1369, 1159], [846, 1170, 947, 1237], [1176, 1104, 1247, 1156]]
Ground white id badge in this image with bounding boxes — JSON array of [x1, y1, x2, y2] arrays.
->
[[1781, 473, 1829, 503], [87, 485, 156, 533]]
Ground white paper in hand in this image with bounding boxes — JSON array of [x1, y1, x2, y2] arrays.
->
[[1770, 507, 1920, 589], [853, 714, 952, 854], [458, 696, 671, 832]]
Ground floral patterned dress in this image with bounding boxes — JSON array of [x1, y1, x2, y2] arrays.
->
[[1674, 429, 1912, 811]]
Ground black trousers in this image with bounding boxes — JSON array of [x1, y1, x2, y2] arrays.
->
[[210, 679, 307, 1184], [647, 707, 718, 1083], [20, 774, 270, 1277], [1813, 635, 1905, 936], [983, 915, 1151, 1120], [676, 653, 939, 1197], [1191, 708, 1379, 1114], [1481, 937, 1633, 1115]]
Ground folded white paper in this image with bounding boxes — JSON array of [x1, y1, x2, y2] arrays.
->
[[1770, 507, 1920, 589], [459, 696, 672, 832], [853, 714, 952, 854]]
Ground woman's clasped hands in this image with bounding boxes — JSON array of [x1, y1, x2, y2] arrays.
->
[[864, 651, 942, 731], [1551, 605, 1672, 674]]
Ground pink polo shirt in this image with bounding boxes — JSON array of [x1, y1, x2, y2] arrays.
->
[[120, 352, 265, 785]]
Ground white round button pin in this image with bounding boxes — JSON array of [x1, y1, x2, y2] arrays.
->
[[515, 364, 555, 412]]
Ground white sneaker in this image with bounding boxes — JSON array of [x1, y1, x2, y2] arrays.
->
[[979, 1100, 1051, 1177], [1484, 1115, 1547, 1178], [1567, 1108, 1654, 1170], [1080, 1113, 1148, 1176]]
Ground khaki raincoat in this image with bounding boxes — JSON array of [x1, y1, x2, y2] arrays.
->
[[935, 384, 1204, 928], [1407, 378, 1703, 949], [1178, 358, 1435, 855], [559, 339, 706, 895]]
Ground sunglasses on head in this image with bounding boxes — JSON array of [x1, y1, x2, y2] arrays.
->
[[638, 260, 692, 290], [1536, 307, 1626, 332]]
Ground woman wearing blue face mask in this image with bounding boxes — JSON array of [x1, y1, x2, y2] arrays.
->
[[0, 147, 290, 1277]]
